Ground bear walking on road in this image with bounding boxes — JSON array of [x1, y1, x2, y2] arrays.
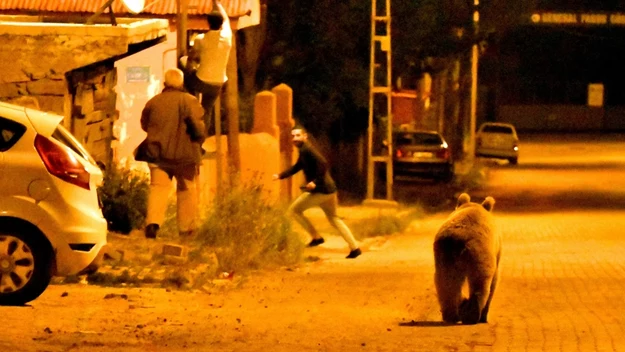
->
[[433, 193, 501, 324]]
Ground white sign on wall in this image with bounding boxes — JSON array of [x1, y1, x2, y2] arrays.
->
[[126, 66, 150, 83], [588, 83, 604, 107]]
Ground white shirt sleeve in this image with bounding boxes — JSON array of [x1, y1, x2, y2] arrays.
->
[[216, 3, 232, 39]]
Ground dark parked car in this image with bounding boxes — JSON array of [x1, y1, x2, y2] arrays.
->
[[388, 130, 454, 182]]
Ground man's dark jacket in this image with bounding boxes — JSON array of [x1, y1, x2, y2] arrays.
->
[[278, 141, 337, 194], [140, 87, 206, 166]]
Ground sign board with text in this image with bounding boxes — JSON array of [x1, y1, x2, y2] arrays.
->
[[530, 12, 625, 26], [126, 66, 150, 83]]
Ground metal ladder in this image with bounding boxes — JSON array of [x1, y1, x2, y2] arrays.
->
[[366, 0, 394, 201]]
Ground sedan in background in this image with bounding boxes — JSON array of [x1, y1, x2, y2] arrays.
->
[[476, 122, 520, 164], [390, 130, 454, 182]]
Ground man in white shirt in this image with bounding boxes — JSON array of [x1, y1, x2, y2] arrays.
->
[[181, 0, 232, 133]]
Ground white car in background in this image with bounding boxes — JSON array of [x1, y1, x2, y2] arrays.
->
[[476, 122, 520, 165], [0, 101, 107, 305]]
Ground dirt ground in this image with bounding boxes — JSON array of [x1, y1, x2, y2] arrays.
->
[[1, 222, 441, 352], [2, 207, 489, 352]]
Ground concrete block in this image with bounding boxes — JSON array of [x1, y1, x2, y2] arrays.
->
[[36, 95, 65, 114], [4, 96, 40, 110], [26, 78, 67, 95], [162, 244, 187, 258], [99, 243, 123, 262], [272, 83, 294, 128], [0, 83, 20, 98], [252, 91, 278, 137]]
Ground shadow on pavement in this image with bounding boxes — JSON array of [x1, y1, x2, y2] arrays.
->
[[398, 320, 455, 327]]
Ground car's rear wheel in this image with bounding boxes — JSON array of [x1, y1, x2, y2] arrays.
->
[[0, 231, 53, 306], [508, 157, 518, 165]]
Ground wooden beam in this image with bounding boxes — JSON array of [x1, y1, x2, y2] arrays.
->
[[176, 0, 189, 60]]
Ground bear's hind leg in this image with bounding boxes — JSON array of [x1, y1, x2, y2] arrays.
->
[[461, 277, 493, 325], [480, 268, 500, 323], [459, 295, 480, 324], [435, 268, 465, 323]]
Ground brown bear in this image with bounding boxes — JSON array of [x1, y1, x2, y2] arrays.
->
[[433, 193, 501, 324]]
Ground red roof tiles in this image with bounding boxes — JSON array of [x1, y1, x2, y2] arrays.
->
[[0, 0, 252, 17]]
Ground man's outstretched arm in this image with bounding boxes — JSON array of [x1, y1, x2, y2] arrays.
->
[[214, 0, 230, 26]]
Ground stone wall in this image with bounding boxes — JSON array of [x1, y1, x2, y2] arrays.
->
[[0, 30, 129, 117], [0, 17, 169, 165], [68, 64, 118, 165], [0, 72, 67, 114]]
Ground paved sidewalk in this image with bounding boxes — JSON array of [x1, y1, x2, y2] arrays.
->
[[399, 209, 625, 352], [488, 210, 625, 352]]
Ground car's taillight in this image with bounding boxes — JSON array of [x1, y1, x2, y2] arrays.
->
[[34, 134, 90, 190], [396, 149, 403, 158], [436, 148, 450, 160]]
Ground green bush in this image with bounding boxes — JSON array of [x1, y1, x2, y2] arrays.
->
[[192, 179, 303, 274], [97, 162, 149, 234]]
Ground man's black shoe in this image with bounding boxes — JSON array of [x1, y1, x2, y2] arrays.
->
[[145, 223, 160, 239], [346, 248, 362, 259], [307, 237, 325, 247]]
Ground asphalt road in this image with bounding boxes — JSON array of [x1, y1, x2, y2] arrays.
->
[[2, 132, 625, 352]]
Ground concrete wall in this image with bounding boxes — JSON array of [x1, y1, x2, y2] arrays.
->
[[199, 133, 281, 206], [195, 85, 303, 207], [498, 105, 604, 132], [605, 107, 625, 131]]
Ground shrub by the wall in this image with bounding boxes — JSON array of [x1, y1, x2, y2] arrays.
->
[[192, 180, 303, 274], [97, 163, 149, 234]]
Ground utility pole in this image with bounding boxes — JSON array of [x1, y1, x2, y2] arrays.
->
[[225, 30, 241, 184], [468, 0, 479, 160], [366, 0, 394, 203]]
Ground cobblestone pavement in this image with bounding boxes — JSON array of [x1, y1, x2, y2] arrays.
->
[[400, 209, 625, 352]]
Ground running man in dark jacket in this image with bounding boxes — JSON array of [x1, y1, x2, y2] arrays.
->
[[273, 127, 361, 259]]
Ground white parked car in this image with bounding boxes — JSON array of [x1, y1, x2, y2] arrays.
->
[[476, 122, 519, 165], [0, 101, 107, 305]]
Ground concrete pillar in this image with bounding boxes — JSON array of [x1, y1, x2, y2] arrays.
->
[[272, 84, 296, 202], [252, 90, 278, 138]]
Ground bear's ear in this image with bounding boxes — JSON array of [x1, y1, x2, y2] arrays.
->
[[456, 193, 470, 208], [482, 196, 495, 212]]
